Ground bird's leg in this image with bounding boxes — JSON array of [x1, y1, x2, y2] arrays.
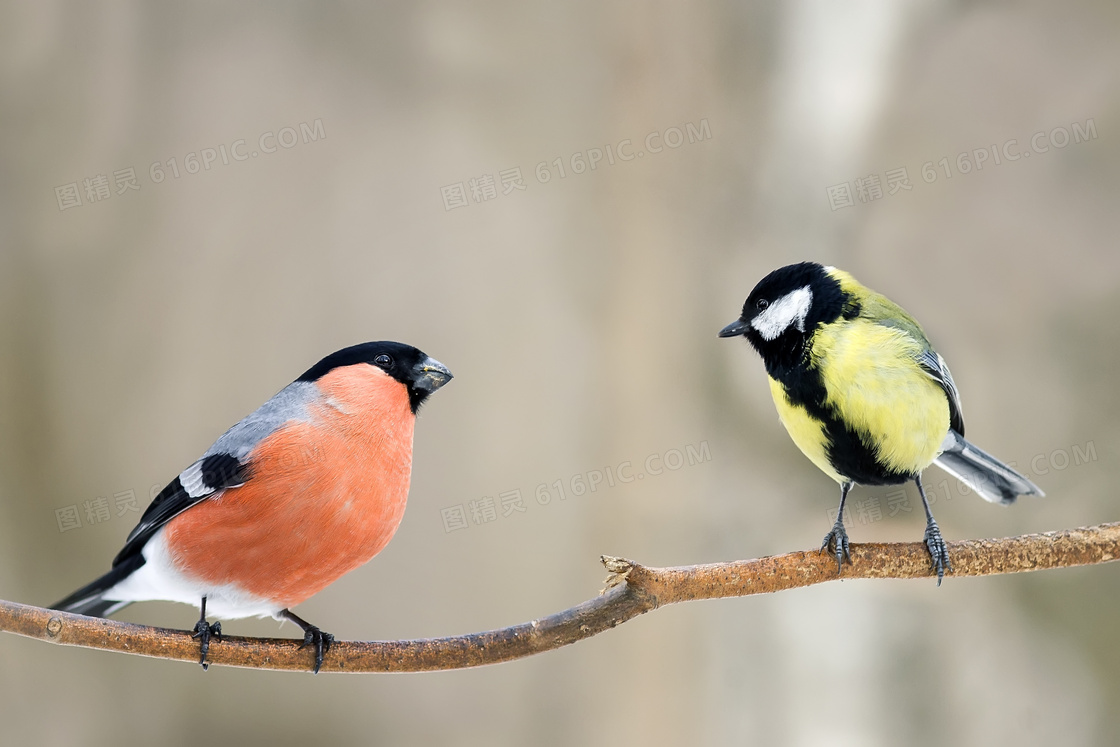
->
[[280, 609, 334, 674], [820, 481, 854, 573], [190, 596, 222, 671], [916, 474, 952, 585]]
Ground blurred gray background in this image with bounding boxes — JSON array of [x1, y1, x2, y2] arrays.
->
[[1, 1, 1118, 745]]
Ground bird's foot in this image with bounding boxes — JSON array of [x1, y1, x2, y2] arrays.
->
[[298, 626, 334, 674], [924, 519, 952, 585], [191, 620, 222, 670], [820, 521, 852, 573], [279, 609, 334, 674]]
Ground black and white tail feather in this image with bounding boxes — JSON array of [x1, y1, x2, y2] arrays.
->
[[934, 430, 1044, 505], [51, 554, 144, 617]]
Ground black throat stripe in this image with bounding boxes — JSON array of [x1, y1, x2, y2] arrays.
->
[[776, 362, 914, 487]]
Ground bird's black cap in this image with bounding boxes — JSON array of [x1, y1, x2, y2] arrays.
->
[[719, 262, 850, 375], [720, 262, 846, 338], [298, 341, 452, 412]]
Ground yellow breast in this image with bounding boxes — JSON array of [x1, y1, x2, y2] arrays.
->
[[770, 318, 950, 483], [769, 377, 845, 482]]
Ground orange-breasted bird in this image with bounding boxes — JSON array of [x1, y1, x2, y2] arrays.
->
[[52, 341, 452, 672]]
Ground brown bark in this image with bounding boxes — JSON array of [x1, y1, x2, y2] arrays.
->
[[3, 522, 1117, 674]]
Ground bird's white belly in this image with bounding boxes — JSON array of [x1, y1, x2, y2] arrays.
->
[[103, 529, 281, 620]]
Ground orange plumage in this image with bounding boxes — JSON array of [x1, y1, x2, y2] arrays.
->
[[164, 365, 415, 607], [52, 341, 452, 672]]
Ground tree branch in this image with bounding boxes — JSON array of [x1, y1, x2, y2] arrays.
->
[[3, 522, 1117, 673]]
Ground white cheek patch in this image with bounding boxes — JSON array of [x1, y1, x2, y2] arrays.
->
[[751, 286, 813, 341]]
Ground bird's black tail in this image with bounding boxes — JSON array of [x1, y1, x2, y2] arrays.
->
[[50, 554, 144, 618], [933, 430, 1045, 505]]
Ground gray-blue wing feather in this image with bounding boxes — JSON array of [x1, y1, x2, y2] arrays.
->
[[111, 381, 318, 566], [917, 349, 965, 436]]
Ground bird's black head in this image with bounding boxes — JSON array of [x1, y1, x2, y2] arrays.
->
[[298, 341, 453, 413], [718, 262, 848, 375]]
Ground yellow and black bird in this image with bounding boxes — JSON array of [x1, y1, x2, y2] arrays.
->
[[719, 262, 1043, 583]]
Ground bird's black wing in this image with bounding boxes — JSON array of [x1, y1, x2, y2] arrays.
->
[[918, 349, 965, 436], [112, 452, 251, 567]]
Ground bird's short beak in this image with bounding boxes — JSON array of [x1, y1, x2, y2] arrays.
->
[[718, 319, 749, 338], [412, 357, 453, 393]]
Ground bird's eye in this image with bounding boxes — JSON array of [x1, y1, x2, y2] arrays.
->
[[374, 354, 392, 367], [756, 298, 770, 311]]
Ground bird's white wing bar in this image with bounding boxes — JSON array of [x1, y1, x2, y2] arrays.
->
[[178, 461, 212, 499]]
